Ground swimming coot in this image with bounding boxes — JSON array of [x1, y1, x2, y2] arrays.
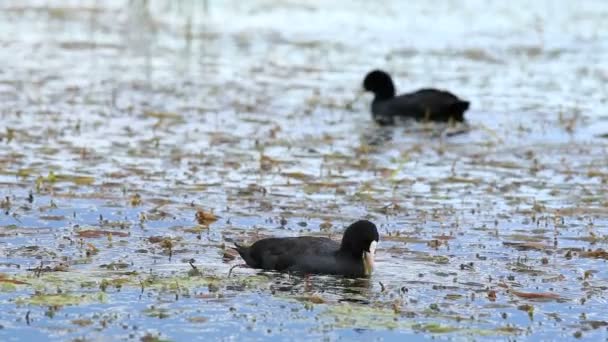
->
[[234, 220, 379, 278], [363, 69, 470, 125]]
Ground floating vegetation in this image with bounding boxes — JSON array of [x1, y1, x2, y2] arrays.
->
[[16, 292, 108, 306], [0, 0, 606, 341]]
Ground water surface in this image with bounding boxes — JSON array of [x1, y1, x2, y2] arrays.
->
[[1, 0, 608, 340]]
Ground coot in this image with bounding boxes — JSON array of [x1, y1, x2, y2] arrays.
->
[[363, 69, 470, 125], [234, 220, 379, 278]]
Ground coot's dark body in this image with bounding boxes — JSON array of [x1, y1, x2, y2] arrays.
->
[[234, 220, 379, 278], [363, 70, 470, 125]]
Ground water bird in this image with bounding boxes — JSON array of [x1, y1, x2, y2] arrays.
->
[[234, 220, 379, 278], [362, 69, 470, 125]]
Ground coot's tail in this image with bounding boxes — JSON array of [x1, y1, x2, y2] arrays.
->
[[233, 243, 257, 267]]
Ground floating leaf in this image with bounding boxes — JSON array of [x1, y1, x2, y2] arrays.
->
[[71, 319, 93, 326], [503, 242, 550, 251], [144, 111, 182, 120], [130, 193, 142, 206], [296, 295, 325, 304], [195, 210, 218, 225], [510, 290, 560, 300], [580, 249, 608, 259], [17, 292, 107, 306], [76, 230, 129, 238], [282, 171, 314, 181], [0, 274, 29, 285]]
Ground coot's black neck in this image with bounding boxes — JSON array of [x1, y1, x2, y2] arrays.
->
[[336, 246, 363, 259], [372, 86, 395, 102]]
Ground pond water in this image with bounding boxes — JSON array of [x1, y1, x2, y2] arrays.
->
[[1, 0, 607, 340]]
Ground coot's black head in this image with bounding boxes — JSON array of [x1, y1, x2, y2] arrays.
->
[[340, 220, 379, 258], [363, 70, 395, 100]]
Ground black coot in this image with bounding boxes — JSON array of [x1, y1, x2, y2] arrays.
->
[[234, 220, 379, 278], [363, 69, 470, 125]]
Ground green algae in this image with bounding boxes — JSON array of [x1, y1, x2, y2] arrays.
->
[[16, 292, 107, 306]]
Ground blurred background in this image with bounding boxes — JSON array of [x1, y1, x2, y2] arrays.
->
[[3, 0, 606, 123]]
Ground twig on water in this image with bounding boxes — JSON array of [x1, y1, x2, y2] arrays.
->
[[228, 264, 248, 277]]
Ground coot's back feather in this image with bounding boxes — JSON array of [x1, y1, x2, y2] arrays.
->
[[234, 220, 379, 277], [363, 70, 470, 125], [379, 89, 469, 122], [240, 237, 338, 270]]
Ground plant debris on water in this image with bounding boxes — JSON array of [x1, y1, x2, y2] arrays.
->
[[0, 0, 608, 341]]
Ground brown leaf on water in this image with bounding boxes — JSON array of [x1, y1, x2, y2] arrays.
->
[[296, 295, 325, 304], [160, 239, 173, 250], [459, 48, 503, 64], [144, 111, 182, 120], [223, 250, 236, 261], [57, 174, 95, 185], [71, 319, 93, 326], [53, 263, 69, 272], [377, 167, 396, 178], [580, 249, 608, 259], [39, 215, 66, 221], [532, 202, 546, 212], [319, 221, 332, 230], [187, 316, 209, 323], [587, 170, 608, 178], [510, 289, 560, 300], [85, 243, 99, 256], [27, 263, 69, 273], [503, 241, 550, 251], [583, 320, 608, 329], [0, 274, 29, 285], [444, 176, 481, 185], [148, 236, 175, 251], [427, 239, 442, 248], [433, 235, 454, 240], [148, 236, 165, 244], [282, 171, 314, 181], [542, 274, 566, 283], [517, 304, 534, 312], [195, 210, 218, 225], [260, 154, 278, 171], [76, 230, 129, 238], [130, 193, 142, 206]]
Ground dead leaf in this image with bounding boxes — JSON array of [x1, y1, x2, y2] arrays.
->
[[580, 249, 608, 259], [0, 274, 29, 285], [510, 289, 560, 300], [130, 193, 142, 206], [223, 250, 236, 261], [296, 295, 325, 304], [195, 210, 218, 225], [76, 230, 129, 238]]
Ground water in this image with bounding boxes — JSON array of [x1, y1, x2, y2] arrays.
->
[[1, 0, 608, 340]]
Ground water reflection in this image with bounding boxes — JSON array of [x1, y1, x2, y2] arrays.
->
[[263, 272, 375, 304], [361, 125, 395, 147]]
